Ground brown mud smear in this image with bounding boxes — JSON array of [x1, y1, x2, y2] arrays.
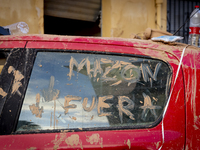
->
[[86, 133, 103, 148], [8, 66, 24, 96], [52, 133, 82, 150], [127, 139, 131, 149], [29, 93, 43, 118], [65, 134, 82, 149], [0, 88, 7, 98]]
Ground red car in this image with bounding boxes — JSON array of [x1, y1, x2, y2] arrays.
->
[[0, 34, 199, 149]]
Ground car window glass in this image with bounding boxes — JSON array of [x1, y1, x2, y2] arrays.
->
[[16, 52, 171, 132]]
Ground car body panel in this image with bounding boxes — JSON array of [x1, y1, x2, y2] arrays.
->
[[0, 41, 26, 49], [182, 48, 200, 149]]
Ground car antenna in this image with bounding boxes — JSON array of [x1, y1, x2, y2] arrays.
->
[[173, 8, 199, 36]]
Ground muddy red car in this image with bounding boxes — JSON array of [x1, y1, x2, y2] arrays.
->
[[0, 34, 199, 149]]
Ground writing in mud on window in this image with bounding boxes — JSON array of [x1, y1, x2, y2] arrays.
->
[[16, 52, 171, 131]]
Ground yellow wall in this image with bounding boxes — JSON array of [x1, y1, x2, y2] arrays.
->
[[102, 0, 167, 38], [0, 0, 167, 36], [0, 0, 44, 34]]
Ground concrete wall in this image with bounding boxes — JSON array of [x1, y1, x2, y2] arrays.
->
[[0, 0, 44, 34], [102, 0, 167, 38]]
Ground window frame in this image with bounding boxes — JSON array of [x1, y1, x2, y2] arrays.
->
[[0, 48, 36, 135], [8, 48, 173, 135]]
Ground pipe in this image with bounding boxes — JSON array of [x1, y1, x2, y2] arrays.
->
[[156, 0, 163, 29]]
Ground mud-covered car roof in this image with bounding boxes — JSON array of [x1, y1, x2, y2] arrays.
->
[[0, 34, 193, 49], [0, 34, 199, 62]]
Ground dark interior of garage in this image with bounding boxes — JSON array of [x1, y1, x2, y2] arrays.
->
[[44, 0, 101, 36]]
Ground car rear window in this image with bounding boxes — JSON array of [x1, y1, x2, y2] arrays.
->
[[16, 51, 171, 132]]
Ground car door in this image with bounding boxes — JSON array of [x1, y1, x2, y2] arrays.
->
[[0, 38, 186, 149]]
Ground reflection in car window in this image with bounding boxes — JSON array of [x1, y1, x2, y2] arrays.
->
[[16, 52, 171, 132]]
